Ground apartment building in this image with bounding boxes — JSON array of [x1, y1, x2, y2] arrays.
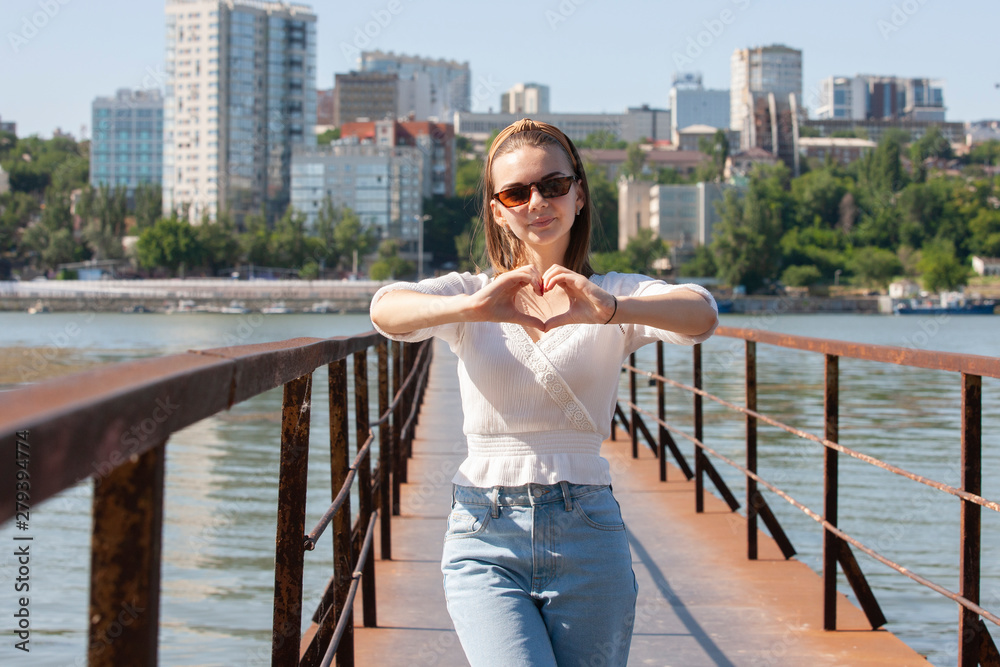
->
[[730, 44, 802, 148], [90, 88, 164, 197], [163, 0, 317, 224]]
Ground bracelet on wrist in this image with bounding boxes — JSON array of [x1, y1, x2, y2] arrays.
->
[[604, 295, 618, 324]]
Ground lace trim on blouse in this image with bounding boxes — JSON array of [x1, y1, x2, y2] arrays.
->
[[503, 322, 599, 434]]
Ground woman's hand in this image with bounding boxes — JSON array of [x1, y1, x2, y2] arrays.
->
[[539, 265, 616, 330], [469, 265, 548, 329]]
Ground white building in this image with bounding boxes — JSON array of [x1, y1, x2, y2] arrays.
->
[[501, 83, 550, 115], [972, 256, 1000, 277], [816, 75, 945, 122], [669, 73, 729, 144], [619, 179, 733, 251], [290, 138, 424, 240], [455, 107, 670, 146], [0, 165, 8, 196], [816, 76, 868, 120], [360, 51, 470, 121], [163, 0, 317, 224], [730, 45, 802, 147]]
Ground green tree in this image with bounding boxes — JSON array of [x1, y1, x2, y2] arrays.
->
[[967, 140, 1000, 166], [454, 226, 487, 272], [136, 216, 203, 276], [586, 165, 618, 253], [270, 206, 317, 268], [312, 194, 343, 270], [680, 244, 717, 277], [846, 246, 903, 289], [621, 143, 646, 180], [369, 239, 413, 280], [780, 265, 822, 287], [696, 129, 729, 183], [909, 126, 953, 164], [455, 159, 482, 198], [134, 182, 163, 231], [590, 251, 633, 274], [196, 211, 243, 275], [711, 171, 785, 292], [577, 130, 627, 150], [333, 208, 378, 272], [241, 210, 272, 266], [968, 209, 1000, 257], [423, 196, 479, 269], [623, 228, 668, 274], [317, 127, 341, 145], [916, 239, 968, 292]]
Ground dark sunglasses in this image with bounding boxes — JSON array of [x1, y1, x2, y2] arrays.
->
[[492, 175, 578, 207]]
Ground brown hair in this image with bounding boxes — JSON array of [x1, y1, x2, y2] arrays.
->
[[479, 120, 594, 277]]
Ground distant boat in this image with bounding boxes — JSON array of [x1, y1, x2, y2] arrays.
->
[[310, 300, 337, 314], [261, 301, 294, 314], [27, 300, 50, 314], [894, 298, 996, 315], [219, 300, 251, 314], [716, 299, 734, 314], [166, 299, 197, 314], [121, 304, 153, 314]]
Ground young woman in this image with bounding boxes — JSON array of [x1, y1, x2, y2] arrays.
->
[[370, 119, 718, 666]]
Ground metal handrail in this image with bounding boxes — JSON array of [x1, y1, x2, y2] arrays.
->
[[0, 331, 434, 667], [617, 327, 999, 667]]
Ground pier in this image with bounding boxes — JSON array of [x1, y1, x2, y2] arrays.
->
[[1, 326, 997, 666]]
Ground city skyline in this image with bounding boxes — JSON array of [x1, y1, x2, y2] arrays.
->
[[2, 0, 998, 139]]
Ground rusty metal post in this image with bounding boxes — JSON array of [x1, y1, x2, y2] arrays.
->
[[694, 344, 704, 513], [354, 350, 377, 628], [378, 340, 392, 560], [400, 343, 415, 483], [329, 359, 354, 665], [958, 373, 982, 667], [629, 352, 638, 459], [272, 373, 312, 666], [392, 341, 403, 515], [88, 441, 165, 667], [746, 341, 758, 560], [657, 342, 667, 481], [822, 354, 839, 631]]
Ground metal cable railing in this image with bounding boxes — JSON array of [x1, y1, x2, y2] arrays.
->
[[617, 326, 999, 666]]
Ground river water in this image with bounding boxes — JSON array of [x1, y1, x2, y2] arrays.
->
[[0, 310, 997, 666]]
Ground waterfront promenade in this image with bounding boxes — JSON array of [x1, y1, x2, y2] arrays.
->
[[352, 339, 927, 666]]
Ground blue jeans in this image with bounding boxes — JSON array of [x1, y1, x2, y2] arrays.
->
[[441, 482, 638, 667]]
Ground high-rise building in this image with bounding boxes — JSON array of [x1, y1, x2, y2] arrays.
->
[[164, 0, 317, 224], [816, 75, 945, 122], [0, 115, 15, 135], [333, 71, 398, 126], [290, 137, 424, 234], [730, 44, 802, 146], [360, 51, 470, 120], [316, 87, 335, 127], [669, 72, 730, 144], [90, 88, 164, 197], [501, 83, 550, 115]]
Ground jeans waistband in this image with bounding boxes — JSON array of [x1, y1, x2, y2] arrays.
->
[[452, 482, 609, 510]]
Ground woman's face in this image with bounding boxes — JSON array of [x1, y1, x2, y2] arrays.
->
[[488, 144, 584, 262]]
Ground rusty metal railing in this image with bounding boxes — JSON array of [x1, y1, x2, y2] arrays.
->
[[616, 325, 1000, 667], [0, 332, 433, 667]]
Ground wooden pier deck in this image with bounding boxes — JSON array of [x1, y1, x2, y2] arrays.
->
[[353, 339, 928, 666]]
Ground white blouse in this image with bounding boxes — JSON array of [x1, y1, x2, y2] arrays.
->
[[369, 271, 718, 487]]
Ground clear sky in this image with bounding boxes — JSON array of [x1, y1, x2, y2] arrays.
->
[[2, 0, 997, 139]]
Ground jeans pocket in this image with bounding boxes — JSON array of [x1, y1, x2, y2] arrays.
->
[[573, 489, 625, 531], [444, 502, 491, 540]]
